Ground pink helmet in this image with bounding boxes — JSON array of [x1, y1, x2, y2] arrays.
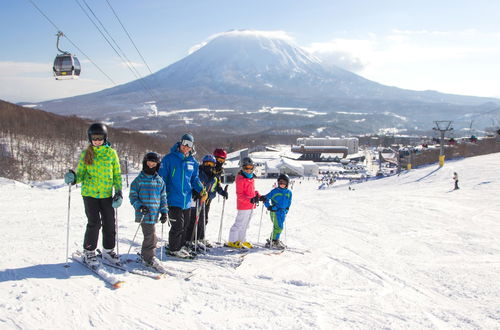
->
[[213, 148, 227, 159]]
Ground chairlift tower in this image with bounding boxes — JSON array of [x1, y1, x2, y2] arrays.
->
[[433, 121, 453, 167]]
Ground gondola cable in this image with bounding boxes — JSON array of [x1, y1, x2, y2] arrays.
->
[[104, 0, 154, 75], [74, 0, 157, 101]]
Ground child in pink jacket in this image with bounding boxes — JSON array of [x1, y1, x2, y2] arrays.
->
[[227, 157, 261, 248]]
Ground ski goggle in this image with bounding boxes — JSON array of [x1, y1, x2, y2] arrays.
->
[[203, 161, 216, 168], [181, 139, 194, 148], [216, 157, 226, 163], [278, 180, 287, 186], [243, 165, 254, 171], [91, 135, 105, 141]]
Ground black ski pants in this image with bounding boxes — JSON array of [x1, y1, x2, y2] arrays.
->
[[168, 207, 191, 252], [83, 196, 116, 251], [186, 201, 213, 241]]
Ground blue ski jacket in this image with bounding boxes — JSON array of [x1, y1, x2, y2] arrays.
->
[[129, 171, 168, 224], [158, 143, 204, 209], [264, 187, 293, 212], [198, 167, 226, 201]]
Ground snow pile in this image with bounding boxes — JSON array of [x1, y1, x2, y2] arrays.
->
[[1, 153, 499, 328]]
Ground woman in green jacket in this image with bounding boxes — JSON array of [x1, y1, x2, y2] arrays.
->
[[65, 123, 123, 267]]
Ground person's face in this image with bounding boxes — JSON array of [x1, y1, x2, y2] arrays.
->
[[215, 156, 226, 165], [180, 144, 192, 155], [146, 161, 158, 169], [278, 180, 287, 188], [243, 165, 254, 173], [91, 135, 104, 146]]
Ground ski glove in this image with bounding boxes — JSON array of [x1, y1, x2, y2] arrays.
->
[[220, 190, 228, 200], [139, 206, 149, 215], [259, 195, 267, 202], [160, 212, 167, 224], [267, 206, 276, 212], [64, 170, 76, 185], [112, 190, 123, 208], [250, 196, 259, 204], [200, 189, 208, 203]]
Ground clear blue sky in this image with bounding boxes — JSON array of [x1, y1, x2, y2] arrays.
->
[[1, 0, 500, 102]]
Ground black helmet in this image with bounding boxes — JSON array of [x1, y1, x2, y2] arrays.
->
[[180, 133, 194, 147], [277, 173, 290, 187], [142, 152, 161, 174], [143, 152, 161, 163], [87, 123, 108, 143], [241, 157, 254, 167]]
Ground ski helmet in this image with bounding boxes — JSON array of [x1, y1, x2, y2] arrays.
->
[[277, 173, 290, 187], [142, 152, 161, 173], [213, 148, 227, 159], [202, 154, 216, 164], [87, 123, 108, 143], [180, 133, 194, 148], [241, 157, 254, 168]]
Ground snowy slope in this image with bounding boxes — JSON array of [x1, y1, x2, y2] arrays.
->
[[1, 154, 499, 329]]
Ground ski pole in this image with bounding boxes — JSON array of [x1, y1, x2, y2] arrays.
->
[[127, 214, 144, 255], [217, 185, 228, 244], [257, 203, 265, 244], [160, 222, 164, 262], [65, 183, 72, 268], [191, 200, 202, 253], [202, 203, 207, 253]]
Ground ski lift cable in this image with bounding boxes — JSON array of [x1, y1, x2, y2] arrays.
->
[[103, 0, 163, 106], [104, 0, 154, 75], [26, 0, 116, 85], [75, 0, 157, 101], [81, 0, 146, 81]]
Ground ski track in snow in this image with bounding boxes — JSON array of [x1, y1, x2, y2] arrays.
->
[[1, 153, 500, 329]]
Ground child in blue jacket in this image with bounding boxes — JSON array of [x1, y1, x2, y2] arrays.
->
[[129, 152, 168, 271], [263, 174, 292, 249]]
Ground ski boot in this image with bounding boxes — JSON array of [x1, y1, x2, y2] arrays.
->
[[144, 256, 168, 273], [83, 249, 100, 268], [227, 241, 243, 249], [242, 241, 253, 249], [101, 248, 122, 266]]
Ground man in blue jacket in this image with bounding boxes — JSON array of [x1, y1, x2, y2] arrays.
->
[[159, 134, 206, 258]]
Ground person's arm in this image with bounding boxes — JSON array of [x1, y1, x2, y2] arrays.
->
[[112, 149, 122, 192]]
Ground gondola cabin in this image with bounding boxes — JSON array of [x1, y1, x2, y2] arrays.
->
[[53, 54, 81, 80]]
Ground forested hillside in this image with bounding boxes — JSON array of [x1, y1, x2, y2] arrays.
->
[[0, 100, 170, 182]]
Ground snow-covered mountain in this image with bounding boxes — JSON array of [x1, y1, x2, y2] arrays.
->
[[1, 152, 499, 328], [35, 30, 500, 134]]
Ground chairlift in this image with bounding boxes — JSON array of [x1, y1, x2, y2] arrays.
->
[[53, 31, 80, 80]]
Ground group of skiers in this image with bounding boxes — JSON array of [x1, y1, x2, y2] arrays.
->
[[64, 123, 293, 272]]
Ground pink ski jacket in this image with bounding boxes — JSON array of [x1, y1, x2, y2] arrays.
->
[[235, 172, 258, 210]]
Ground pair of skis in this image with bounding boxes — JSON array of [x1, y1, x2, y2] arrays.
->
[[71, 250, 183, 289]]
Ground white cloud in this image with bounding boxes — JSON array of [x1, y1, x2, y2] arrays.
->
[[305, 38, 376, 72], [0, 60, 111, 102], [0, 61, 50, 75], [305, 30, 500, 97], [188, 29, 295, 55]]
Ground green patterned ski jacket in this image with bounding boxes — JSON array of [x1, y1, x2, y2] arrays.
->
[[75, 145, 122, 198]]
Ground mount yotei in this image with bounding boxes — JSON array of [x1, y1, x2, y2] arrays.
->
[[34, 30, 499, 135]]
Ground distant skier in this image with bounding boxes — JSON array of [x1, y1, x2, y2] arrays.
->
[[64, 123, 123, 267], [263, 174, 293, 249], [227, 157, 262, 249], [453, 172, 459, 190], [129, 152, 168, 271], [158, 133, 206, 259]]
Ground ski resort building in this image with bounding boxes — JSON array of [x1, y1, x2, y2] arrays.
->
[[291, 136, 359, 161]]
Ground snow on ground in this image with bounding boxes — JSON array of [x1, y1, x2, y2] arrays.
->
[[1, 153, 500, 329]]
